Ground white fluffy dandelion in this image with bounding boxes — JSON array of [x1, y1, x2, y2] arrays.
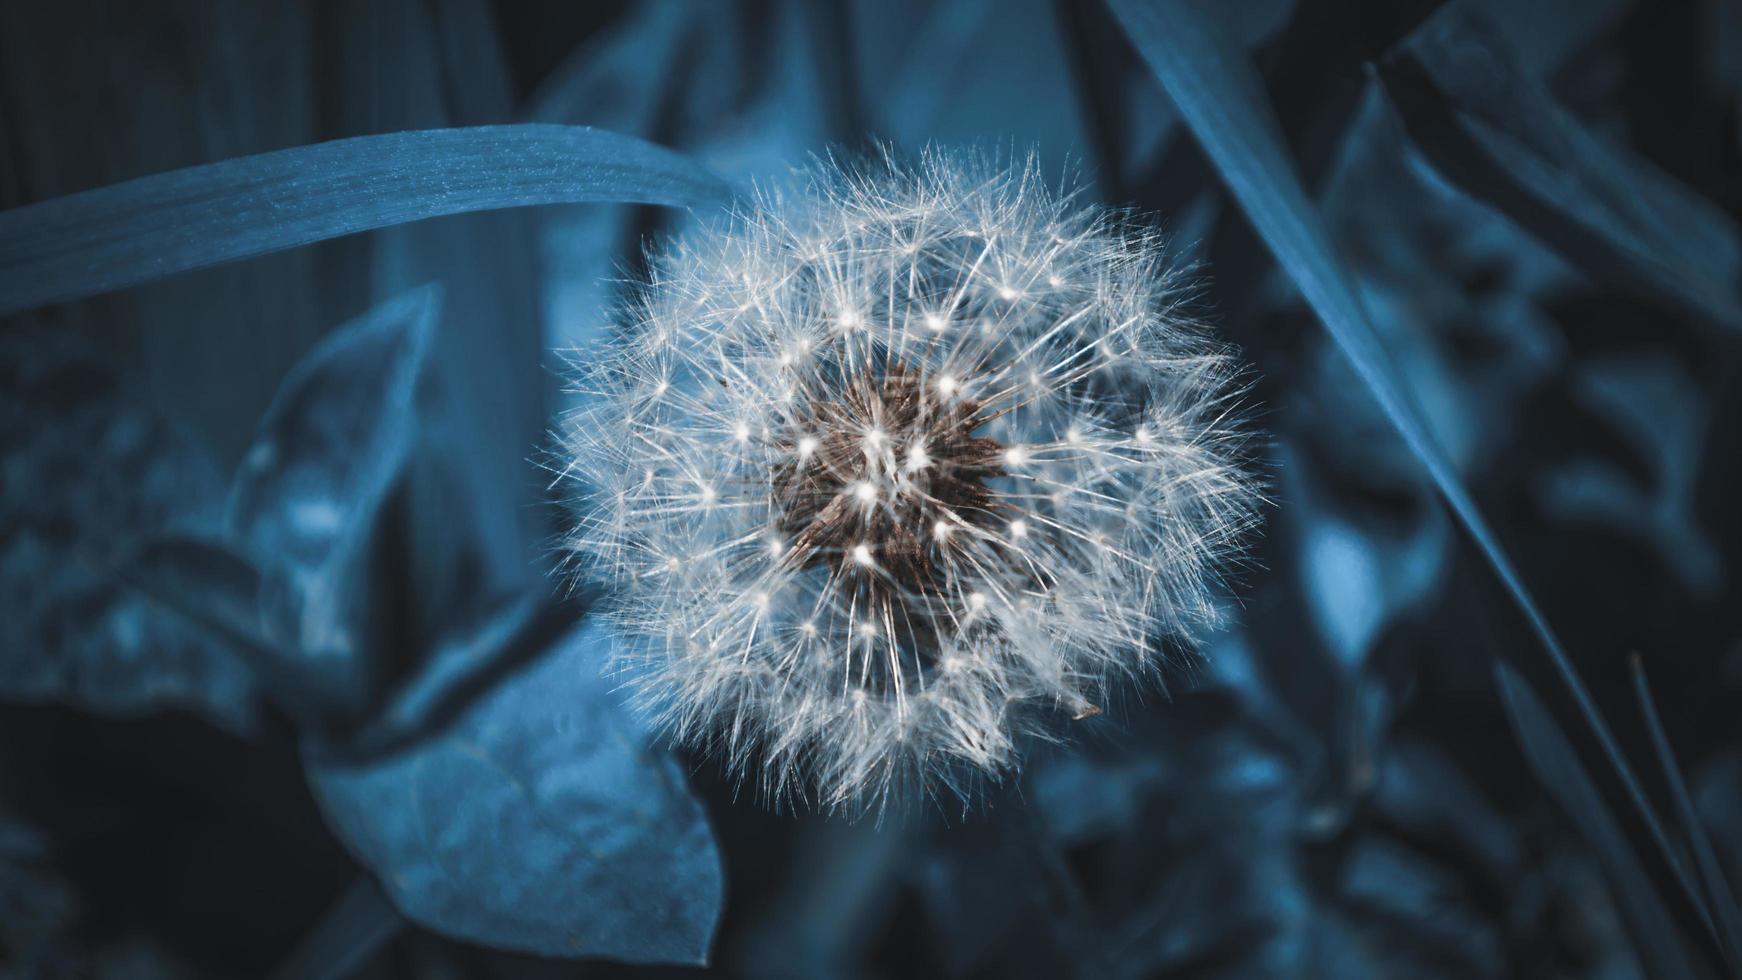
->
[[557, 150, 1260, 811]]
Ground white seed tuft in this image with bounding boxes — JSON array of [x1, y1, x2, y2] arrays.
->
[[556, 149, 1261, 813]]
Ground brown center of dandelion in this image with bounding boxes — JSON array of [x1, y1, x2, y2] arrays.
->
[[773, 362, 1007, 589]]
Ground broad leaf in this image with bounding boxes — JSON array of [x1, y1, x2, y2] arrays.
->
[[0, 124, 731, 318], [1539, 353, 1722, 597], [305, 617, 723, 964], [225, 285, 438, 719], [111, 536, 352, 729], [1292, 473, 1450, 668]]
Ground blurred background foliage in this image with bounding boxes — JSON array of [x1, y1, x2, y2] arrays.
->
[[2, 0, 1740, 977]]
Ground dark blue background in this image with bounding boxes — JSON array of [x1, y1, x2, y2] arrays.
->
[[3, 1, 1739, 977]]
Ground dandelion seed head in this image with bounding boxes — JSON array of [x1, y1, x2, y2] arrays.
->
[[557, 149, 1260, 812]]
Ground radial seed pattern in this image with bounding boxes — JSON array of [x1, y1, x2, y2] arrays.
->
[[558, 152, 1260, 810]]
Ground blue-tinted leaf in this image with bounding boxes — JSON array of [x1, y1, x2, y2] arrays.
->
[[1317, 82, 1567, 480], [1031, 753, 1164, 847], [0, 331, 254, 730], [1014, 722, 1305, 978], [1462, 0, 1629, 77], [340, 594, 582, 760], [1103, 0, 1711, 954], [109, 536, 268, 649], [1387, 740, 1519, 859], [1378, 5, 1742, 330], [1337, 838, 1505, 976], [0, 124, 731, 318], [226, 286, 438, 715], [1538, 353, 1722, 597], [1494, 662, 1702, 979], [110, 536, 356, 728], [305, 617, 722, 964], [1293, 485, 1450, 669]]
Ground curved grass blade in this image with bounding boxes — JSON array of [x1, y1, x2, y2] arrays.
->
[[1632, 654, 1742, 969], [0, 125, 731, 318], [1102, 0, 1719, 963], [1495, 662, 1704, 979]]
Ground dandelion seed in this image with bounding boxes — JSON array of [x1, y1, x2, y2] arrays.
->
[[556, 148, 1260, 812]]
